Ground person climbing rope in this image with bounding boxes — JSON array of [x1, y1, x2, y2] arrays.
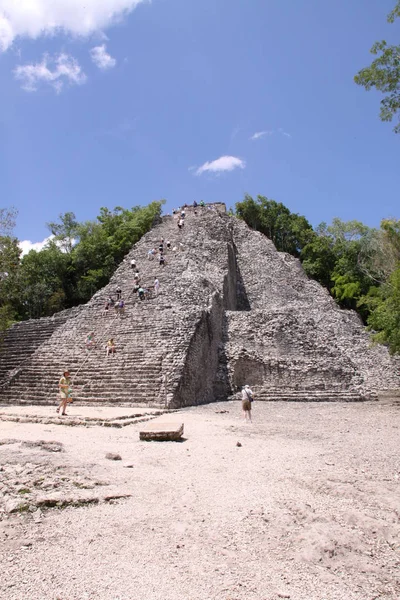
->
[[57, 370, 72, 416]]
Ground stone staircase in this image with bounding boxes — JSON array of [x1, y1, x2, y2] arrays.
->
[[250, 389, 377, 402], [0, 209, 230, 407], [0, 205, 399, 408], [0, 308, 80, 382]]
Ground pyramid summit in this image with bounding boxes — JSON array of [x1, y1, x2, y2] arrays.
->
[[1, 203, 399, 406]]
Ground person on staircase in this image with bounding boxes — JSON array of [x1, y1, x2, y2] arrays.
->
[[159, 253, 165, 267], [85, 332, 95, 349], [106, 338, 116, 357], [138, 287, 146, 301], [133, 271, 141, 284], [117, 299, 125, 316], [130, 258, 137, 270], [57, 370, 72, 416], [115, 286, 122, 301], [178, 218, 184, 230], [154, 277, 160, 296], [166, 240, 171, 250], [148, 248, 156, 260], [103, 300, 111, 316]]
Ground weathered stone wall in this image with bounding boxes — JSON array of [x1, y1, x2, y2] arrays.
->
[[225, 217, 400, 396], [171, 292, 225, 408], [0, 206, 399, 407], [0, 307, 82, 383]]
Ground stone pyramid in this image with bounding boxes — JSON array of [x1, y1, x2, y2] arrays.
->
[[0, 204, 399, 407]]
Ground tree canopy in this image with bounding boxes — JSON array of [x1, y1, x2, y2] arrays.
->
[[0, 201, 163, 323], [354, 1, 400, 133]]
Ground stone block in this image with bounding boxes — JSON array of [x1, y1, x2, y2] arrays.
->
[[139, 421, 184, 441]]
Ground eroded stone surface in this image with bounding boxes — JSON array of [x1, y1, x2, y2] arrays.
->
[[139, 421, 184, 441], [0, 205, 399, 408]]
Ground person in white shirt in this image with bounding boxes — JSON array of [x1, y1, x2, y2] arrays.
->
[[241, 385, 253, 422], [154, 278, 160, 296]]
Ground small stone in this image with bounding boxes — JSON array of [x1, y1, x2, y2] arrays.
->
[[105, 453, 122, 461], [236, 441, 242, 447], [123, 464, 134, 468], [5, 499, 30, 514]]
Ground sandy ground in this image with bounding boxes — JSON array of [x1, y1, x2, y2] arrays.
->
[[0, 400, 399, 600]]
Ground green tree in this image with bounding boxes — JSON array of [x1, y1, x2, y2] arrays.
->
[[0, 207, 20, 333], [354, 2, 400, 133], [235, 194, 313, 256], [363, 265, 400, 354], [301, 219, 372, 313], [46, 212, 79, 253]]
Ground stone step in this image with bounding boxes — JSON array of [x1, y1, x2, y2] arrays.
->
[[253, 390, 371, 402]]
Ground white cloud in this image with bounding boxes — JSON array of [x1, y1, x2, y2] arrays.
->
[[19, 235, 77, 255], [278, 128, 292, 138], [250, 130, 272, 140], [90, 44, 116, 70], [0, 0, 147, 52], [19, 236, 53, 255], [14, 52, 86, 92], [195, 155, 246, 176]]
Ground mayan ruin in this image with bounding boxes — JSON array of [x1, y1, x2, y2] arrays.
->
[[1, 204, 399, 408], [1, 1, 400, 596]]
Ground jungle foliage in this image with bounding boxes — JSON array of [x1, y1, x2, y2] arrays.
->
[[354, 1, 400, 133], [0, 201, 163, 326]]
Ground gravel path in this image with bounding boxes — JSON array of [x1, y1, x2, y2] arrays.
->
[[1, 400, 399, 600]]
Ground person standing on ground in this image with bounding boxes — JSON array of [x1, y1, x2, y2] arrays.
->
[[241, 384, 253, 422], [57, 370, 72, 416]]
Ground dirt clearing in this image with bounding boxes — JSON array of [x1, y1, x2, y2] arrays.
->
[[0, 400, 399, 600]]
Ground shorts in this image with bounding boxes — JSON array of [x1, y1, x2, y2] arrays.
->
[[242, 399, 251, 412]]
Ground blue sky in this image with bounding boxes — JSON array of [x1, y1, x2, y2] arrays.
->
[[0, 0, 399, 249]]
